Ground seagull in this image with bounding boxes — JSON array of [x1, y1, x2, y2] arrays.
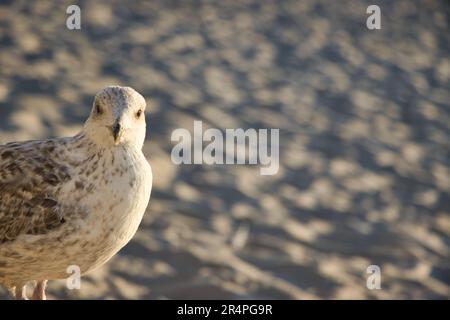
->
[[0, 86, 152, 299]]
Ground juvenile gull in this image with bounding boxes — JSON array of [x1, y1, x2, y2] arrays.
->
[[0, 86, 152, 299]]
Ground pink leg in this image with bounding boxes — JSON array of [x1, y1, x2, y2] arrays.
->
[[14, 285, 27, 300], [31, 280, 48, 300]]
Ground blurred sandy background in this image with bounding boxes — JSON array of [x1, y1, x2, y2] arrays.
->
[[0, 0, 449, 299]]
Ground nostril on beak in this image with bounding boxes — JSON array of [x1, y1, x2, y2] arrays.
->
[[112, 123, 121, 141]]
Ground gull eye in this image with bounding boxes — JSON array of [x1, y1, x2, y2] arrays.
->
[[136, 109, 143, 118], [95, 102, 102, 115]]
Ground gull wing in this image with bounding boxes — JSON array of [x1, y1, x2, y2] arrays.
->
[[0, 139, 72, 243]]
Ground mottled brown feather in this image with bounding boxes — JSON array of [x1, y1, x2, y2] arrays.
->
[[0, 139, 71, 243]]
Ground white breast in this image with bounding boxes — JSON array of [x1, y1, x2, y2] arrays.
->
[[62, 145, 153, 273]]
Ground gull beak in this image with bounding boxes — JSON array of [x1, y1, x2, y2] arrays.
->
[[111, 122, 122, 145]]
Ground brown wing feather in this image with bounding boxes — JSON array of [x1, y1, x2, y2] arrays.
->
[[0, 139, 72, 243]]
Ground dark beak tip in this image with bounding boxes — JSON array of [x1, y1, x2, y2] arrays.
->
[[112, 123, 121, 141]]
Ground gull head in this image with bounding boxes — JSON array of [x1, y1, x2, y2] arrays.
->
[[84, 86, 147, 149]]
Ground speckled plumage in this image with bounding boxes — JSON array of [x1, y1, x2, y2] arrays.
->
[[0, 86, 152, 299]]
